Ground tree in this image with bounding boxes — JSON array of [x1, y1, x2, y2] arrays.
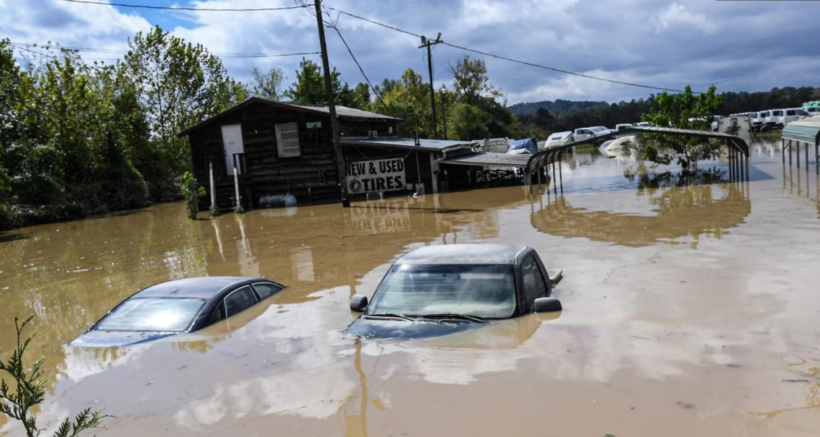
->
[[249, 66, 286, 101], [0, 39, 19, 205], [121, 26, 248, 195], [627, 85, 725, 171], [449, 55, 501, 106], [1, 316, 106, 437]]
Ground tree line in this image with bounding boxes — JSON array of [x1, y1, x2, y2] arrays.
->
[[2, 24, 818, 229], [515, 86, 820, 136]]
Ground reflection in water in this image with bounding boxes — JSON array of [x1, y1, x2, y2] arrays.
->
[[532, 172, 751, 248]]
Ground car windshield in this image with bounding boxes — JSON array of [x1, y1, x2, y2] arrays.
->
[[366, 264, 517, 319], [96, 298, 206, 332]]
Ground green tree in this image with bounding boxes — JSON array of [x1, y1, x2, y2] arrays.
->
[[180, 171, 205, 220], [121, 26, 248, 196], [249, 66, 286, 101], [0, 39, 19, 205], [449, 55, 501, 106], [284, 58, 363, 108], [1, 316, 106, 437], [628, 85, 725, 171]]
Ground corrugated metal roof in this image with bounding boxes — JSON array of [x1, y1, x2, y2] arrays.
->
[[342, 137, 479, 152], [439, 152, 531, 168], [782, 116, 820, 145], [178, 97, 398, 136], [287, 104, 398, 120]]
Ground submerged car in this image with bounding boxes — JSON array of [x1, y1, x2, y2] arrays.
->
[[346, 244, 563, 340], [70, 277, 285, 347]]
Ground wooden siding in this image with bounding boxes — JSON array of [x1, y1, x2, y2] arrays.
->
[[189, 101, 399, 209]]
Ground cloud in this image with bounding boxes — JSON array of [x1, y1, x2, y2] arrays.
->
[[2, 0, 819, 103]]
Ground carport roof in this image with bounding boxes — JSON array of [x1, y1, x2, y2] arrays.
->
[[439, 152, 531, 168], [782, 116, 820, 145], [342, 137, 478, 152]]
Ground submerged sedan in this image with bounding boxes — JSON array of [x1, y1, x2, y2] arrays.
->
[[70, 277, 285, 347], [346, 244, 563, 339]]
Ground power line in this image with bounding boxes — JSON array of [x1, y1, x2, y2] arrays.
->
[[329, 25, 394, 118], [10, 42, 319, 58], [58, 0, 311, 12], [332, 9, 693, 94]]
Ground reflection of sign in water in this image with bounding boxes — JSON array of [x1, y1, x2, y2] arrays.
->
[[349, 201, 411, 234], [345, 158, 406, 194]]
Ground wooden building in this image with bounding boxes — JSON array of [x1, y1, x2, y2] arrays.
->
[[178, 98, 529, 210]]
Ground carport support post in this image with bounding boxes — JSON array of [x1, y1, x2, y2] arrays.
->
[[429, 154, 439, 194], [728, 147, 733, 181], [797, 141, 801, 169], [536, 164, 542, 190], [558, 152, 563, 190], [805, 140, 809, 172], [816, 142, 819, 175], [782, 138, 785, 163], [789, 140, 792, 166]]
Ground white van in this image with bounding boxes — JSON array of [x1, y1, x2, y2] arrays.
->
[[747, 112, 761, 129], [807, 106, 820, 115], [759, 110, 771, 126], [544, 131, 574, 148], [784, 108, 809, 125], [769, 109, 785, 126]]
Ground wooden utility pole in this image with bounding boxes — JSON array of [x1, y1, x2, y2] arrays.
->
[[314, 0, 349, 207], [419, 33, 442, 139]]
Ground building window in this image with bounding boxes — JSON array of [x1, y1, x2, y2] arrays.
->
[[275, 122, 300, 158]]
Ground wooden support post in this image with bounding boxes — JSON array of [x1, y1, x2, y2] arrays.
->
[[558, 152, 563, 190], [209, 158, 216, 211], [233, 155, 241, 211], [429, 154, 439, 194]]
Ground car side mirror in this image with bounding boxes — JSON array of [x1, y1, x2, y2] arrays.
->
[[533, 297, 562, 313], [350, 294, 369, 312], [547, 269, 563, 286]]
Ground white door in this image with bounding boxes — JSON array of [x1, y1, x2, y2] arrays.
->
[[221, 124, 244, 175]]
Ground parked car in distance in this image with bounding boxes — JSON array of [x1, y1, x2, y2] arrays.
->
[[590, 126, 613, 134], [346, 244, 563, 340], [806, 105, 820, 115], [615, 123, 633, 132], [70, 277, 285, 347], [759, 110, 772, 126], [634, 121, 655, 128], [573, 127, 609, 143], [544, 131, 574, 148]]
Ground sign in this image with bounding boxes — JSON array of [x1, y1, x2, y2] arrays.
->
[[345, 158, 406, 194], [306, 121, 322, 129]]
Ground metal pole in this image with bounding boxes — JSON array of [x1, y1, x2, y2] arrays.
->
[[789, 140, 792, 166], [805, 140, 809, 171], [782, 138, 785, 164], [314, 0, 349, 207], [558, 152, 563, 189], [797, 141, 801, 169], [816, 142, 819, 175], [728, 147, 733, 181]]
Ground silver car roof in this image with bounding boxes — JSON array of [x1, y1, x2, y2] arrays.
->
[[396, 244, 528, 265]]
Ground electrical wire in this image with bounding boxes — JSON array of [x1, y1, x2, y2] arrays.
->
[[58, 0, 311, 12], [332, 8, 695, 94], [10, 41, 319, 59]]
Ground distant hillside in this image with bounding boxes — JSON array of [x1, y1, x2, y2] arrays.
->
[[508, 99, 610, 116]]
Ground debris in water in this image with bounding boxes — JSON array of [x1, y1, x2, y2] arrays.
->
[[676, 402, 695, 409]]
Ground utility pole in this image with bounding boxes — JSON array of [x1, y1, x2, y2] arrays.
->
[[314, 0, 349, 207], [419, 33, 442, 139], [440, 85, 448, 140]]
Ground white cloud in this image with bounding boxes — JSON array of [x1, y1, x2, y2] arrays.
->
[[655, 3, 718, 34]]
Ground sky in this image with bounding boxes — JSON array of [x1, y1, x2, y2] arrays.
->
[[1, 0, 819, 105]]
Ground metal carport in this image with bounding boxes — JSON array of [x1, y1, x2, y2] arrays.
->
[[524, 126, 751, 193], [781, 116, 820, 174]]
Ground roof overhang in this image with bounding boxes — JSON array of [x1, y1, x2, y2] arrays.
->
[[439, 152, 531, 168], [342, 137, 479, 153], [178, 97, 399, 137], [782, 116, 820, 146]]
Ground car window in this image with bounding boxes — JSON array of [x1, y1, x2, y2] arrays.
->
[[521, 255, 548, 312], [96, 298, 206, 332], [224, 286, 258, 317], [366, 264, 516, 319], [211, 302, 225, 324], [253, 283, 283, 300]]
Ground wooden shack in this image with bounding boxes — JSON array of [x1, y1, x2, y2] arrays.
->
[[179, 97, 529, 210]]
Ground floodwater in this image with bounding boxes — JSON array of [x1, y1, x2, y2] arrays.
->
[[1, 138, 820, 436]]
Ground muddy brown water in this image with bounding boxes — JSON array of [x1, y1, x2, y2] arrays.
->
[[1, 138, 820, 436]]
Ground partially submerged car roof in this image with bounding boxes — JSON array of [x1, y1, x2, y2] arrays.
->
[[133, 277, 255, 299], [397, 244, 527, 265]]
